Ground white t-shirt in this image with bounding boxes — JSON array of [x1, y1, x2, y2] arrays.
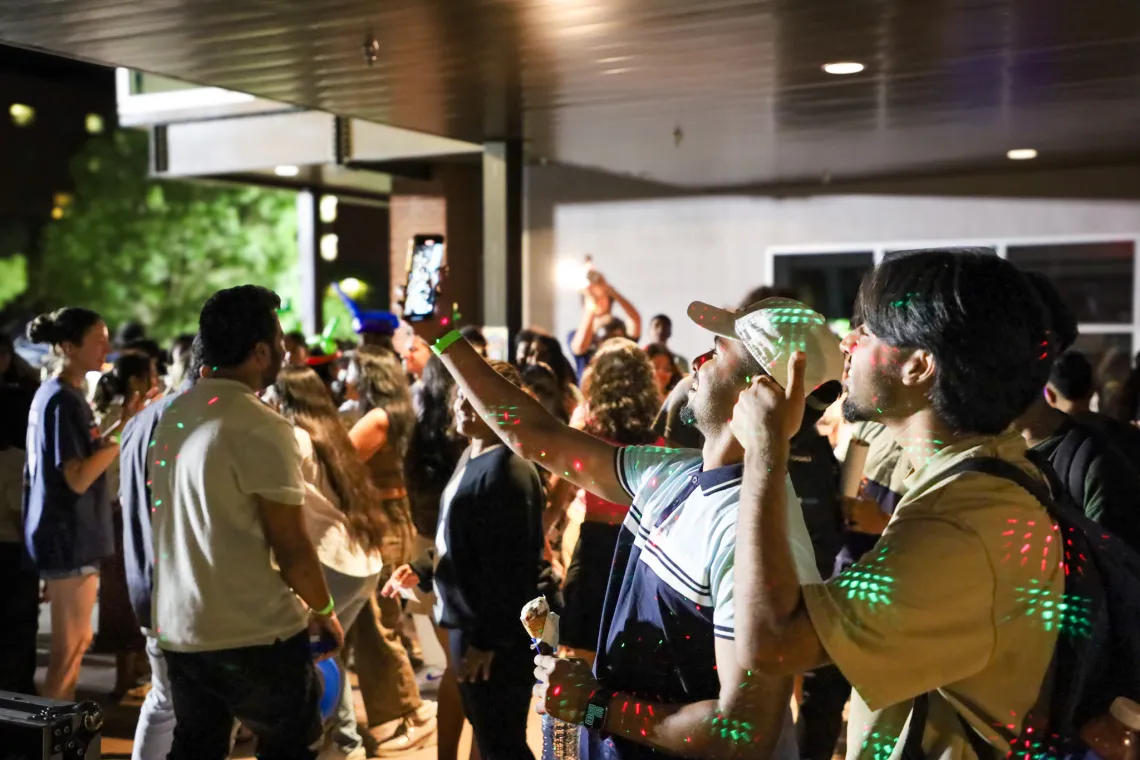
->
[[151, 378, 309, 652], [294, 427, 385, 578]]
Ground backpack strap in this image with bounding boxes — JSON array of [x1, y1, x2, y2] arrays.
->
[[902, 693, 929, 760], [938, 456, 1057, 508], [903, 694, 997, 760]]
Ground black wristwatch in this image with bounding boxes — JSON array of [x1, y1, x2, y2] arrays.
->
[[583, 688, 616, 734]]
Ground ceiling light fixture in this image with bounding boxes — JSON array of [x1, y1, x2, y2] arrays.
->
[[1007, 148, 1038, 161], [274, 165, 300, 177], [597, 56, 631, 64], [603, 67, 632, 75], [822, 61, 865, 75]]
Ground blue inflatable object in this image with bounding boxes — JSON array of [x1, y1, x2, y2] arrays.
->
[[314, 657, 341, 722], [332, 282, 400, 335]]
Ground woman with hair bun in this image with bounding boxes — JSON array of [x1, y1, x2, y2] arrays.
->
[[24, 307, 143, 700]]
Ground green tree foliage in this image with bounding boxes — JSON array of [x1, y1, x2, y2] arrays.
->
[[38, 130, 297, 341], [0, 253, 28, 310]]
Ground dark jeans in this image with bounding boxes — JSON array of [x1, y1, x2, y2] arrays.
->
[[796, 664, 851, 760], [164, 630, 321, 760], [448, 629, 535, 760], [0, 542, 39, 695]]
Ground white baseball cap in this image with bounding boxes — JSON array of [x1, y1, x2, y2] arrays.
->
[[687, 297, 844, 393]]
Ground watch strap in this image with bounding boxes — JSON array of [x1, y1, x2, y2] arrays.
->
[[583, 688, 616, 735]]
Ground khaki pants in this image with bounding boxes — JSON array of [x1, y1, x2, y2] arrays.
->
[[348, 567, 423, 727]]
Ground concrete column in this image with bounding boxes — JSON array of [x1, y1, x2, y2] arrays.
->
[[296, 189, 322, 335], [482, 140, 524, 341]]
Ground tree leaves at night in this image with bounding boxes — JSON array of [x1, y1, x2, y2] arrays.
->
[[38, 129, 297, 341]]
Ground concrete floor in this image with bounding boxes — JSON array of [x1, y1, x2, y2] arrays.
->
[[35, 606, 545, 760]]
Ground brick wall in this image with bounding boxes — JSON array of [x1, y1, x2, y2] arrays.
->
[[389, 163, 483, 333], [389, 195, 445, 313]]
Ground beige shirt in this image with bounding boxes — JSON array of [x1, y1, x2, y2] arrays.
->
[[803, 431, 1063, 760], [294, 427, 385, 579], [152, 379, 308, 652]]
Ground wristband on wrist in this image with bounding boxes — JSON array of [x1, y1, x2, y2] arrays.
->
[[431, 329, 463, 356], [583, 688, 616, 734], [315, 597, 335, 616]]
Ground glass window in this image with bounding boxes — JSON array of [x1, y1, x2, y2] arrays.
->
[[773, 252, 874, 320], [1007, 242, 1135, 323]]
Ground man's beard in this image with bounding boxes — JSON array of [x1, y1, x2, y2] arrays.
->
[[680, 403, 697, 427], [262, 347, 284, 389], [841, 395, 873, 423]]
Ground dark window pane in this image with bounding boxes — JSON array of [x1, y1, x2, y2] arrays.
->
[[1007, 242, 1134, 323], [773, 252, 874, 320]]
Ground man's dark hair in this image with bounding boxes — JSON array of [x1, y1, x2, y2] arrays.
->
[[284, 330, 306, 345], [125, 338, 162, 361], [1021, 271, 1078, 353], [198, 285, 281, 369], [650, 314, 671, 328], [855, 249, 1053, 434], [1050, 351, 1094, 401], [460, 325, 487, 346], [114, 320, 146, 348], [739, 286, 796, 310]]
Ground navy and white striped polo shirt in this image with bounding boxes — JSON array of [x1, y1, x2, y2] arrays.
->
[[583, 445, 820, 760]]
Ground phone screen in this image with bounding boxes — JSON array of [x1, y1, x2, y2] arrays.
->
[[402, 236, 445, 321]]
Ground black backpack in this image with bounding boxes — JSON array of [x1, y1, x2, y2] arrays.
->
[[903, 453, 1140, 760], [1050, 425, 1100, 508]]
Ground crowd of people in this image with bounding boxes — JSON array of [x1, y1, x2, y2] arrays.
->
[[3, 252, 1140, 760]]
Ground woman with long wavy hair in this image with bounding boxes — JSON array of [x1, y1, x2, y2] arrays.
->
[[559, 338, 663, 664], [345, 350, 437, 754], [274, 366, 394, 760]]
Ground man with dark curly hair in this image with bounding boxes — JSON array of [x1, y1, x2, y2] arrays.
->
[[732, 250, 1065, 760]]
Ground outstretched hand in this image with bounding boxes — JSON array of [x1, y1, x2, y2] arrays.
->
[[729, 351, 807, 450]]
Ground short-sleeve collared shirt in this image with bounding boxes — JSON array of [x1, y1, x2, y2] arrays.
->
[[583, 445, 820, 760]]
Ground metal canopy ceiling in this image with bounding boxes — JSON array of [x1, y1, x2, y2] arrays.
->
[[3, 0, 1140, 189]]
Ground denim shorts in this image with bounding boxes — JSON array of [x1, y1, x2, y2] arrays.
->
[[40, 564, 99, 581]]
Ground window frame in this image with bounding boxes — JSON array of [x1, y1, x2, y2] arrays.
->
[[766, 233, 1140, 355]]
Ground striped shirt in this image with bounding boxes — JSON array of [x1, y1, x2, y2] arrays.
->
[[582, 445, 819, 760]]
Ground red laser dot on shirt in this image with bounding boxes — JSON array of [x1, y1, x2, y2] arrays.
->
[[552, 686, 561, 696]]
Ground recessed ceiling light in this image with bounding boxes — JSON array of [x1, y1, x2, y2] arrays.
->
[[598, 56, 631, 64], [603, 67, 632, 75], [274, 165, 300, 177], [822, 61, 864, 75], [1007, 148, 1038, 161]]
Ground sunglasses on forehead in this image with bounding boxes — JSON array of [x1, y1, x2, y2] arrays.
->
[[691, 349, 771, 381]]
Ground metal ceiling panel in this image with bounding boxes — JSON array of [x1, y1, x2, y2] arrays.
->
[[4, 0, 1140, 188]]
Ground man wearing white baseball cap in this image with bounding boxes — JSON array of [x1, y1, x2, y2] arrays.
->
[[428, 295, 843, 760]]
